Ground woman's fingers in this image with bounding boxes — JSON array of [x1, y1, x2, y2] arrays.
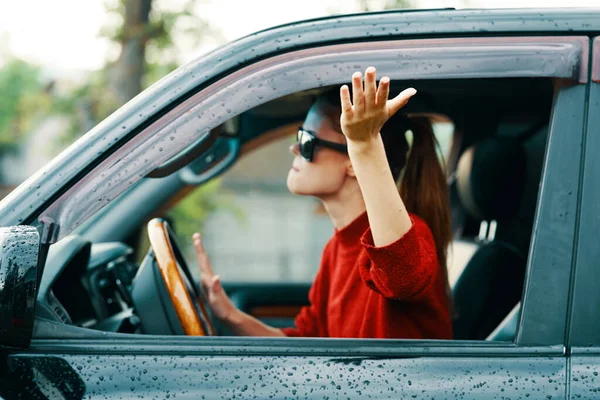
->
[[341, 69, 415, 141], [211, 275, 223, 293], [193, 232, 214, 277], [200, 276, 210, 298], [201, 274, 222, 293], [340, 85, 354, 118], [364, 67, 377, 109], [351, 72, 364, 113], [376, 77, 390, 108], [387, 87, 417, 116]]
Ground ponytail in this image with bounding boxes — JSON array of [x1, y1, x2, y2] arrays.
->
[[397, 116, 452, 305]]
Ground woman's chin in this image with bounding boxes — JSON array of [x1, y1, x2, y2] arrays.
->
[[286, 177, 310, 196]]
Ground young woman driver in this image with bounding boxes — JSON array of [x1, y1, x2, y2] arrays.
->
[[192, 67, 453, 339]]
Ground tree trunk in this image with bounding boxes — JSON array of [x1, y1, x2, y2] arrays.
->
[[112, 0, 152, 106]]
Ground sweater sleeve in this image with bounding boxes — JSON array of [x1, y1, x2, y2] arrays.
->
[[358, 214, 439, 301]]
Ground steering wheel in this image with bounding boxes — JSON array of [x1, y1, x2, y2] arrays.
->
[[147, 218, 214, 336]]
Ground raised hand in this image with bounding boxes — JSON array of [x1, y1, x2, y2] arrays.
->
[[340, 66, 416, 144], [193, 232, 236, 322]]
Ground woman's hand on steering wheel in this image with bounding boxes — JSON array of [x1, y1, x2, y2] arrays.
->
[[193, 233, 237, 322]]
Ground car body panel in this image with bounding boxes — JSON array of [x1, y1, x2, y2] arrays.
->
[[567, 39, 600, 399], [568, 37, 600, 349], [0, 351, 566, 399], [1, 337, 567, 399], [516, 83, 588, 346], [569, 350, 600, 399]]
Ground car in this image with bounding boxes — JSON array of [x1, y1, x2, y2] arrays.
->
[[1, 7, 600, 399]]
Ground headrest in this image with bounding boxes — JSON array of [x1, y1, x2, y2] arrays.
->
[[456, 137, 527, 221]]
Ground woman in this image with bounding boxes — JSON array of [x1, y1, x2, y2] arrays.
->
[[193, 67, 453, 339]]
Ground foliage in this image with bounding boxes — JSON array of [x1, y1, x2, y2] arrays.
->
[[51, 69, 120, 150], [0, 59, 49, 153], [54, 0, 221, 146], [167, 178, 246, 243], [0, 0, 232, 236]]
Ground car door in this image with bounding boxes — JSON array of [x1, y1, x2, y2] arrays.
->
[[0, 10, 592, 399], [568, 36, 600, 400]]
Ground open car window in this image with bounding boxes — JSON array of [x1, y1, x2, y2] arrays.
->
[[159, 74, 554, 342], [34, 35, 587, 348]]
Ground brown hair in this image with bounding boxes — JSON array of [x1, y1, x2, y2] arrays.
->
[[317, 88, 453, 304]]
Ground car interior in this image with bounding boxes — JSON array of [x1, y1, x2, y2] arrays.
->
[[32, 76, 554, 343]]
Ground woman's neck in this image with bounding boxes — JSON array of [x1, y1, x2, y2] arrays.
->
[[320, 182, 366, 230]]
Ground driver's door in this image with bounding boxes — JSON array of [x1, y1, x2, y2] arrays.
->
[[1, 14, 591, 399]]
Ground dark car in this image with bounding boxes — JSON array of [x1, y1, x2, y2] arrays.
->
[[1, 7, 600, 399]]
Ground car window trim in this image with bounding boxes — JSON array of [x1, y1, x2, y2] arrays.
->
[[567, 36, 600, 348], [27, 336, 565, 357], [28, 35, 590, 349], [515, 80, 588, 346]]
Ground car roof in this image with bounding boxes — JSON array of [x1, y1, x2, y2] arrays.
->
[[245, 8, 600, 39]]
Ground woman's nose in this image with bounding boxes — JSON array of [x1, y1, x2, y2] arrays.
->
[[290, 143, 300, 156]]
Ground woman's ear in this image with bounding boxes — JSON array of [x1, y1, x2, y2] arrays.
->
[[345, 159, 356, 177]]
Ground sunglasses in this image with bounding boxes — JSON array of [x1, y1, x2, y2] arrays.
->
[[297, 127, 348, 162]]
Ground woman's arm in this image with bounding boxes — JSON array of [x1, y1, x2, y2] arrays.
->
[[223, 309, 286, 336], [340, 67, 416, 247], [193, 233, 285, 337]]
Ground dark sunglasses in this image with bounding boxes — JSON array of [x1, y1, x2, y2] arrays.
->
[[297, 127, 348, 162]]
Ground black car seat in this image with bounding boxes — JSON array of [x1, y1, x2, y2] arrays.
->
[[451, 136, 529, 340], [484, 124, 548, 342]]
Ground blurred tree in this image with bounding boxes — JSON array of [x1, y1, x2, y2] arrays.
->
[[103, 0, 217, 105], [58, 0, 220, 144], [0, 59, 49, 155], [167, 179, 246, 241], [109, 0, 153, 105], [79, 0, 235, 249]]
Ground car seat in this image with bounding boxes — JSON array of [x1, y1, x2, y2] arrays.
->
[[451, 136, 529, 340]]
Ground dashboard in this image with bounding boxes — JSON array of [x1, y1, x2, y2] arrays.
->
[[36, 235, 142, 334]]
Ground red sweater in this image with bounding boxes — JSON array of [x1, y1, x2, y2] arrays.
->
[[282, 212, 453, 339]]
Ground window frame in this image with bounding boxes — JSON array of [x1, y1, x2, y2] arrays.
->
[[33, 35, 590, 352], [568, 36, 600, 350], [515, 79, 589, 346]]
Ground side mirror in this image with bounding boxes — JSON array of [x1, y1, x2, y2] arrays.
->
[[0, 226, 39, 349]]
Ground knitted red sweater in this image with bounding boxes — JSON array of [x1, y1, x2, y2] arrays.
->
[[282, 212, 453, 339]]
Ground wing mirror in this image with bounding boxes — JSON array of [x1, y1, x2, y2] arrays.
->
[[0, 226, 40, 349]]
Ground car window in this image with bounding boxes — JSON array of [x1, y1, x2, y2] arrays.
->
[[37, 35, 586, 345], [165, 72, 558, 343]]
